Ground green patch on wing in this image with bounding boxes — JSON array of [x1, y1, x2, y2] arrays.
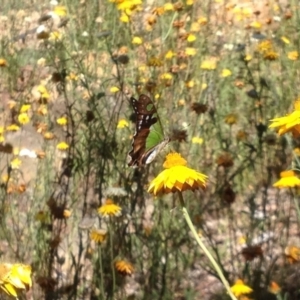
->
[[145, 119, 165, 151]]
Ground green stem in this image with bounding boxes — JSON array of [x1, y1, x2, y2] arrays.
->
[[109, 219, 116, 296], [177, 192, 238, 300]]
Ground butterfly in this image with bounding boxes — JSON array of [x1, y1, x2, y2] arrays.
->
[[128, 94, 169, 167]]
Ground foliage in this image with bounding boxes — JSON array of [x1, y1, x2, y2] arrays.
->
[[0, 0, 300, 299]]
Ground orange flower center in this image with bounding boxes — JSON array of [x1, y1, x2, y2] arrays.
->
[[163, 153, 187, 169]]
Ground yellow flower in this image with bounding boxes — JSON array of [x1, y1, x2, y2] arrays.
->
[[56, 117, 68, 126], [0, 263, 32, 298], [147, 56, 163, 67], [273, 170, 300, 188], [160, 73, 172, 80], [225, 113, 238, 125], [120, 13, 130, 23], [148, 153, 207, 196], [294, 148, 300, 156], [53, 5, 67, 17], [281, 36, 290, 44], [164, 3, 174, 11], [98, 199, 122, 217], [17, 113, 30, 125], [192, 137, 203, 144], [185, 47, 197, 56], [221, 69, 232, 77], [200, 58, 217, 70], [257, 40, 272, 53], [186, 0, 193, 5], [165, 50, 176, 59], [66, 72, 78, 81], [244, 54, 252, 61], [288, 51, 298, 60], [185, 80, 194, 88], [49, 31, 63, 41], [197, 17, 207, 25], [230, 279, 253, 297], [268, 281, 281, 294], [189, 22, 200, 32], [10, 158, 22, 169], [269, 100, 300, 136], [56, 142, 69, 150], [20, 104, 31, 113], [132, 36, 143, 45], [110, 86, 120, 93], [250, 21, 262, 29], [264, 50, 278, 60], [115, 260, 134, 275], [37, 85, 50, 100], [202, 83, 208, 90], [285, 245, 300, 263], [116, 0, 142, 11], [35, 211, 48, 222], [0, 58, 7, 67], [117, 119, 129, 128], [90, 229, 107, 244], [43, 132, 55, 140], [187, 33, 196, 42], [6, 124, 20, 131]]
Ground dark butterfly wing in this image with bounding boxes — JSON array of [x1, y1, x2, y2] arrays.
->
[[128, 95, 158, 166]]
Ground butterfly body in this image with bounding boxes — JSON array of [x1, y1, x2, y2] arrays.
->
[[128, 94, 169, 167]]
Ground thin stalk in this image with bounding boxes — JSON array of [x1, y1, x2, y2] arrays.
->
[[177, 192, 238, 300]]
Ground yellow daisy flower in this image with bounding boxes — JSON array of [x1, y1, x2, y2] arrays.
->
[[56, 142, 69, 150], [200, 58, 217, 70], [20, 104, 31, 113], [132, 36, 143, 45], [53, 5, 67, 17], [43, 132, 55, 140], [148, 153, 207, 196], [0, 263, 32, 298], [35, 211, 48, 222], [115, 260, 134, 275], [230, 279, 253, 297], [18, 113, 30, 125], [165, 50, 176, 59], [281, 36, 290, 44], [90, 229, 107, 244], [192, 137, 203, 144], [37, 85, 50, 100], [0, 58, 8, 67], [56, 117, 68, 126], [164, 3, 174, 11], [120, 13, 130, 23], [285, 245, 300, 264], [98, 199, 122, 217], [185, 47, 197, 56], [288, 51, 298, 61], [187, 33, 196, 42], [273, 170, 300, 188], [49, 31, 63, 41], [10, 158, 22, 169], [225, 113, 238, 125], [6, 124, 20, 132], [117, 119, 129, 129], [269, 100, 300, 136], [221, 69, 232, 77], [110, 86, 120, 93]]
